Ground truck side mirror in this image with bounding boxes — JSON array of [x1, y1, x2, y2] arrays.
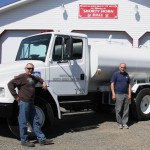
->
[[66, 37, 73, 58]]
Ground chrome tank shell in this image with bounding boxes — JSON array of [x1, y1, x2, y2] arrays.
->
[[88, 42, 150, 91]]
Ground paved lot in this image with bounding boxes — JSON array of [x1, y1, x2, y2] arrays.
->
[[0, 112, 150, 150]]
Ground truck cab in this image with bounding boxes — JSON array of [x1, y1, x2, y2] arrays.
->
[[16, 32, 89, 96]]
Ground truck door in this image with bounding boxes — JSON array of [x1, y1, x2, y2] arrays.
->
[[49, 35, 89, 95]]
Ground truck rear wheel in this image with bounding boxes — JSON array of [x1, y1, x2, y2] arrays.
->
[[7, 96, 54, 139], [131, 88, 150, 120]]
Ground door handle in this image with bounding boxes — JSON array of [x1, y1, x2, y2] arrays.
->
[[80, 74, 84, 80]]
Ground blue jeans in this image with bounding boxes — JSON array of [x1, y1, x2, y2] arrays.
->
[[18, 100, 46, 142]]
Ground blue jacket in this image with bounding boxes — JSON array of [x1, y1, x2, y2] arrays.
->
[[111, 71, 130, 94]]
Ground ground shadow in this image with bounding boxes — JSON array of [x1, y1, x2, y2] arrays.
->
[[45, 111, 138, 139], [0, 111, 138, 140]]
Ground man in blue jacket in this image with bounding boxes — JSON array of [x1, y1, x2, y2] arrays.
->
[[111, 63, 131, 129]]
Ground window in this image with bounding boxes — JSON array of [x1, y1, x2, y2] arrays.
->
[[52, 36, 83, 61], [16, 34, 51, 62], [52, 37, 63, 61], [72, 38, 83, 59]]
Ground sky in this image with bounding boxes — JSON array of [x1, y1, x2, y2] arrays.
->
[[0, 0, 19, 7]]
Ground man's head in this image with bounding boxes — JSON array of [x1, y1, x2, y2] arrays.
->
[[25, 63, 34, 75], [119, 63, 126, 73]]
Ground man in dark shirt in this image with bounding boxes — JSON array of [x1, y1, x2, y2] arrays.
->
[[111, 63, 131, 129], [8, 63, 53, 147]]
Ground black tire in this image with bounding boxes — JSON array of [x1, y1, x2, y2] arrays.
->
[[7, 96, 54, 139], [131, 88, 150, 120], [35, 96, 54, 131]]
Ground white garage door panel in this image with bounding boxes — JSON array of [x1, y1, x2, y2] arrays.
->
[[139, 32, 150, 49], [0, 30, 39, 64], [73, 30, 133, 47]]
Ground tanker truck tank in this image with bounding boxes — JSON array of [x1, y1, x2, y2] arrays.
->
[[88, 42, 150, 91]]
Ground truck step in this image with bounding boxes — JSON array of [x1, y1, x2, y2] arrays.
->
[[59, 100, 91, 104], [61, 110, 94, 116]]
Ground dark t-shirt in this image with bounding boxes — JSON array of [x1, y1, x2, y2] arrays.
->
[[111, 71, 130, 94], [8, 73, 44, 102]]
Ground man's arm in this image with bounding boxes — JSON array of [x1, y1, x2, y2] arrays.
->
[[111, 82, 116, 100], [128, 84, 131, 100], [7, 78, 20, 101], [35, 76, 47, 90]]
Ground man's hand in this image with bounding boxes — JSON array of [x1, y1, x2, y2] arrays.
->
[[16, 96, 20, 102], [128, 94, 131, 100], [112, 93, 116, 101], [42, 82, 47, 90]]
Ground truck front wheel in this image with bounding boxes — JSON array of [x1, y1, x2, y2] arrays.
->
[[131, 88, 150, 120], [7, 96, 54, 139]]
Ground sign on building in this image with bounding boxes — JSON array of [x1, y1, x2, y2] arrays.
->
[[79, 4, 118, 19]]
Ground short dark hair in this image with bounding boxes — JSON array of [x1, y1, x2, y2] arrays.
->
[[25, 63, 34, 68]]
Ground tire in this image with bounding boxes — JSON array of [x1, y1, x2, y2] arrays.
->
[[7, 96, 54, 139], [34, 96, 54, 131], [131, 88, 150, 120]]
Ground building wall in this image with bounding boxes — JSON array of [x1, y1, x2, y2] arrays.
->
[[0, 0, 149, 63]]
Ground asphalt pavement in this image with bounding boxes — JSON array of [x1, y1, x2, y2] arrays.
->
[[0, 112, 150, 150]]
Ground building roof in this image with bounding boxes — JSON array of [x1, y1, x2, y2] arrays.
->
[[0, 0, 37, 14]]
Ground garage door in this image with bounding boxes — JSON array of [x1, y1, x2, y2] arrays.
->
[[139, 32, 150, 49], [72, 30, 133, 47]]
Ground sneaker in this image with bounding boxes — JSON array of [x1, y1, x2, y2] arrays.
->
[[39, 139, 53, 146], [21, 141, 35, 147], [123, 124, 129, 129], [117, 123, 123, 129]]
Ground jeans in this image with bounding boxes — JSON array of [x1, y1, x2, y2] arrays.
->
[[115, 94, 129, 125], [18, 100, 46, 142]]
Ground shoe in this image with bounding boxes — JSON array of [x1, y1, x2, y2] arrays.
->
[[123, 124, 129, 129], [39, 139, 53, 146], [21, 141, 35, 147], [117, 123, 123, 129]]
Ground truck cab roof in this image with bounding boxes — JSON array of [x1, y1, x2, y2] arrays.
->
[[25, 31, 88, 39]]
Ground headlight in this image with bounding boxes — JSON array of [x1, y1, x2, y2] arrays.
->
[[0, 87, 5, 97]]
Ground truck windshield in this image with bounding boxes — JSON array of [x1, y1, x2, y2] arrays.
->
[[16, 34, 51, 62]]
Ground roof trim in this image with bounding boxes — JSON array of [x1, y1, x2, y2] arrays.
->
[[0, 0, 37, 14]]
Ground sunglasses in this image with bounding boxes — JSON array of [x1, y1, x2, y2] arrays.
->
[[27, 68, 34, 70]]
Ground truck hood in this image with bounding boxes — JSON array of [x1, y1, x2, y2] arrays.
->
[[0, 60, 45, 80]]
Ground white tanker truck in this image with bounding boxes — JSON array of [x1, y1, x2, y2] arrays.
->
[[0, 32, 150, 137]]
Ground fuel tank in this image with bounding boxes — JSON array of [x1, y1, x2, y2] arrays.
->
[[89, 42, 150, 91]]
